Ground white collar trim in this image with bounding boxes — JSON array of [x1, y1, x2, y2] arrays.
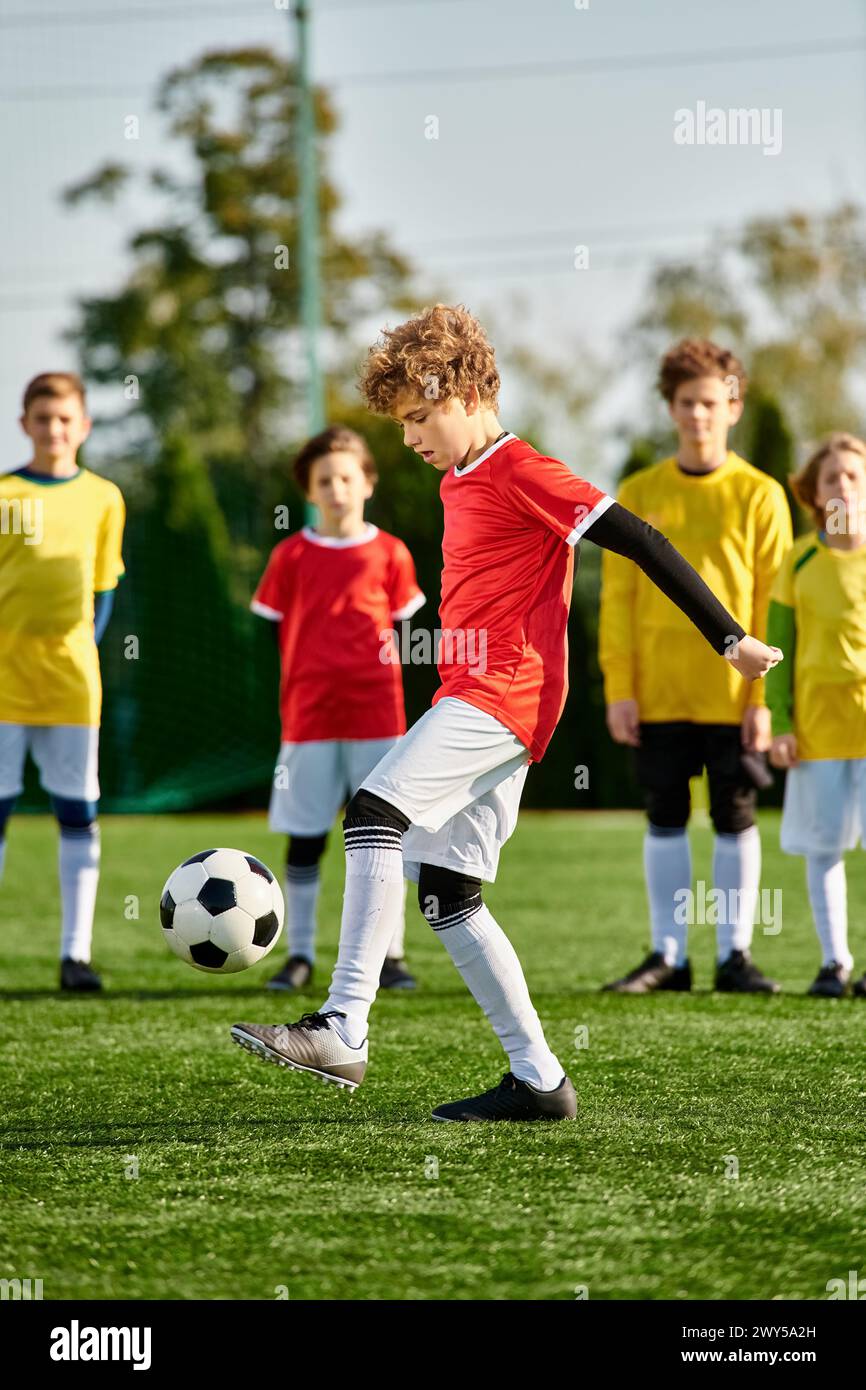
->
[[301, 523, 379, 548], [452, 432, 516, 478]]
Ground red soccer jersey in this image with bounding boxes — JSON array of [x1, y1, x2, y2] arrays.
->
[[435, 433, 613, 761], [252, 523, 425, 743]]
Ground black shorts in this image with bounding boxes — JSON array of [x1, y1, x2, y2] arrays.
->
[[633, 722, 756, 835]]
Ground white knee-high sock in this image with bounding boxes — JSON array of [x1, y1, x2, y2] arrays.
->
[[59, 824, 101, 962], [285, 864, 321, 963], [806, 854, 851, 969], [323, 823, 405, 1046], [0, 836, 6, 883], [644, 830, 691, 966], [432, 897, 563, 1092], [713, 826, 761, 961], [386, 880, 408, 959]]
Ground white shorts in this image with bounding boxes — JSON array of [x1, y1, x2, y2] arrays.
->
[[780, 757, 866, 856], [0, 723, 100, 801], [269, 737, 400, 836], [362, 697, 531, 884]]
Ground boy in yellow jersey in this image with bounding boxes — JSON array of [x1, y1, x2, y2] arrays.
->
[[0, 373, 125, 991], [767, 434, 866, 998], [599, 340, 792, 994]]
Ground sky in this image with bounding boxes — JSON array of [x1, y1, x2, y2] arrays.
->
[[1, 0, 865, 486]]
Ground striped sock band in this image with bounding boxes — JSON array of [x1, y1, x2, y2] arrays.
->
[[424, 892, 484, 931], [322, 821, 406, 1046], [343, 824, 404, 854]]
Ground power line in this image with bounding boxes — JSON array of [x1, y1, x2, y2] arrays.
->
[[0, 244, 704, 313], [8, 206, 861, 290], [0, 221, 739, 290], [0, 1, 263, 27], [1, 34, 864, 101], [411, 216, 743, 253], [0, 84, 145, 102], [331, 35, 866, 87], [12, 205, 862, 289], [0, 0, 471, 29]]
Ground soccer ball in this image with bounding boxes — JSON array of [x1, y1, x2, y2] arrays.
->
[[159, 848, 284, 974]]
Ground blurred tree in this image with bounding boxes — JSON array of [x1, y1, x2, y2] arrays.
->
[[740, 386, 802, 534], [62, 46, 415, 485], [617, 436, 664, 487], [741, 205, 866, 441], [631, 260, 747, 365], [96, 435, 279, 810], [626, 203, 866, 452]]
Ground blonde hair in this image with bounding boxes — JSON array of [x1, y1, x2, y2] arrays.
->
[[360, 303, 500, 415], [790, 431, 866, 529]]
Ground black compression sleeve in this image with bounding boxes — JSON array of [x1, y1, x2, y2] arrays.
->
[[585, 501, 746, 655]]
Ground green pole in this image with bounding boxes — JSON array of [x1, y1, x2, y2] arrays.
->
[[294, 0, 325, 524], [295, 0, 326, 435]]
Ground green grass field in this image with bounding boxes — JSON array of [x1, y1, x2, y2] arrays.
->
[[2, 809, 866, 1301]]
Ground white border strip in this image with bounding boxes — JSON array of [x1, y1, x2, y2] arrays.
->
[[565, 493, 615, 546], [250, 599, 284, 621], [453, 432, 516, 478], [392, 590, 426, 621], [301, 523, 379, 548]]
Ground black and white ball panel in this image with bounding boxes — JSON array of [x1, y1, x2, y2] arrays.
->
[[244, 854, 275, 883], [159, 847, 284, 974]]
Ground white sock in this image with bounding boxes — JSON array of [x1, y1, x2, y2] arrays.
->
[[0, 836, 6, 883], [432, 897, 563, 1092], [386, 880, 408, 960], [323, 822, 405, 1046], [644, 830, 691, 966], [713, 826, 761, 961], [285, 864, 321, 964], [59, 825, 101, 962], [806, 854, 851, 969]]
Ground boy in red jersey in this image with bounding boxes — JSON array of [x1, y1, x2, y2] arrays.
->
[[233, 306, 782, 1122], [251, 426, 425, 992]]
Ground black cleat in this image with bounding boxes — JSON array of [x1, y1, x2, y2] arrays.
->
[[60, 958, 102, 992], [852, 973, 866, 998], [266, 955, 313, 992], [714, 949, 780, 995], [808, 962, 851, 998], [431, 1071, 577, 1122], [379, 956, 417, 990], [602, 951, 692, 994]]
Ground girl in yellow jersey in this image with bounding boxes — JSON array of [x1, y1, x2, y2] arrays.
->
[[767, 434, 866, 998]]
